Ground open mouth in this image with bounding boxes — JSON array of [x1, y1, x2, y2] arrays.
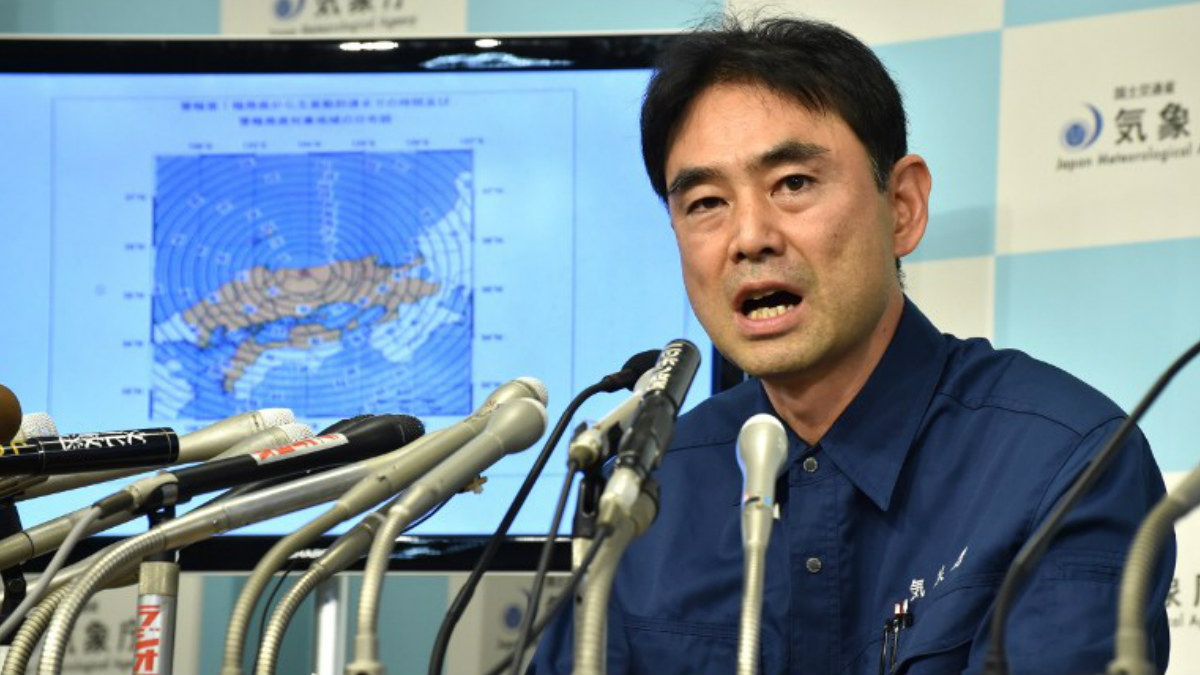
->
[[741, 290, 802, 320]]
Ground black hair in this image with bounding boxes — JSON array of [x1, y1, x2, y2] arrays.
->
[[640, 16, 908, 200]]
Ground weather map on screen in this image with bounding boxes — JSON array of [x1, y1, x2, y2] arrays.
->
[[151, 150, 473, 419]]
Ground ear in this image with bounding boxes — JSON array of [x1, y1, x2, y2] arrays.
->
[[887, 154, 932, 258]]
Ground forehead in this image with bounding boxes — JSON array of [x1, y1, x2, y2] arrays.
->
[[665, 82, 863, 173]]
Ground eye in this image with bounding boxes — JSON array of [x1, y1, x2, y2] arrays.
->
[[686, 195, 725, 214], [778, 174, 811, 193]]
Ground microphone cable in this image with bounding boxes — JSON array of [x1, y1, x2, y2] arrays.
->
[[983, 335, 1200, 675], [506, 464, 579, 675], [425, 381, 604, 675], [256, 556, 303, 661], [482, 529, 610, 675], [0, 506, 101, 641]]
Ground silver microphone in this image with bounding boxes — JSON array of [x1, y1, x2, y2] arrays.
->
[[735, 413, 788, 675], [346, 396, 548, 675], [568, 368, 657, 469]]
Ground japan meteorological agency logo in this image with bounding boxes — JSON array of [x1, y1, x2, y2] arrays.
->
[[1061, 104, 1103, 151], [274, 0, 305, 19]]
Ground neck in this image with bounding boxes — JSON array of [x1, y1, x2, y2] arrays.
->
[[761, 292, 905, 445]]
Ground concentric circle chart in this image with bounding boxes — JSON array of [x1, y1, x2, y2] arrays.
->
[[151, 150, 473, 420]]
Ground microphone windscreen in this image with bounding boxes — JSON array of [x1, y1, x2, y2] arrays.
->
[[600, 349, 662, 392], [0, 386, 22, 444], [19, 413, 58, 441], [391, 414, 426, 444]]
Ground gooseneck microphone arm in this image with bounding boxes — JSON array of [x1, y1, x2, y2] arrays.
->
[[735, 414, 788, 675], [574, 339, 701, 675], [1108, 470, 1200, 675], [219, 378, 546, 675], [984, 336, 1200, 675], [345, 397, 549, 675], [426, 350, 660, 675], [573, 482, 659, 675]]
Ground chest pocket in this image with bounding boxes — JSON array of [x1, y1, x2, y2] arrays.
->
[[621, 614, 784, 675], [887, 577, 998, 675]]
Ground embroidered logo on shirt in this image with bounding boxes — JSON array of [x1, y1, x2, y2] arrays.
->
[[952, 545, 968, 571], [903, 544, 970, 606]]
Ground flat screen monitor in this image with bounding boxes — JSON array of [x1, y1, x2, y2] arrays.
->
[[0, 34, 720, 542]]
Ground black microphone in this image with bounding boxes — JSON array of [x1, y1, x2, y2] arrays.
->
[[95, 414, 425, 517], [204, 414, 380, 504], [598, 339, 701, 524], [614, 340, 701, 477], [597, 350, 662, 393], [0, 429, 179, 476]]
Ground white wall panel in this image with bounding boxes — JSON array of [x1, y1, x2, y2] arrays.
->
[[905, 256, 995, 341], [996, 4, 1200, 254]]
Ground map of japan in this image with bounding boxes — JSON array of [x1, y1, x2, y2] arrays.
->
[[151, 150, 473, 419]]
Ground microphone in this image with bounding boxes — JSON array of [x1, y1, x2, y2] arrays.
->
[[95, 415, 424, 518], [346, 396, 548, 675], [383, 398, 545, 526], [596, 349, 662, 393], [14, 413, 57, 444], [735, 414, 788, 675], [218, 378, 548, 675], [0, 415, 60, 497], [0, 386, 21, 445], [1109, 469, 1200, 675], [569, 366, 659, 470], [14, 408, 295, 500], [0, 428, 180, 476], [598, 339, 701, 525], [0, 424, 314, 573]]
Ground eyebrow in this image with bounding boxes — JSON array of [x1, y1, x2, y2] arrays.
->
[[753, 140, 829, 171], [666, 140, 830, 197]]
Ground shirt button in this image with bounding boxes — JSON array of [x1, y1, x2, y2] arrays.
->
[[806, 557, 822, 574], [802, 456, 819, 473]]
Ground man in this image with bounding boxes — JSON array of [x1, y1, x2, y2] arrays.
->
[[531, 16, 1173, 675]]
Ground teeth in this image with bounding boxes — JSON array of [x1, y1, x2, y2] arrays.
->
[[747, 304, 796, 320], [749, 290, 777, 301]]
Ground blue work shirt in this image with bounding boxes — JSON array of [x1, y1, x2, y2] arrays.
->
[[532, 300, 1173, 674]]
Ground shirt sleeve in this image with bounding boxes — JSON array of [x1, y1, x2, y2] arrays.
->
[[963, 417, 1175, 675]]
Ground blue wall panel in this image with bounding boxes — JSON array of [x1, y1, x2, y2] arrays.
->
[[995, 238, 1200, 472], [1005, 0, 1197, 26], [877, 31, 1001, 263]]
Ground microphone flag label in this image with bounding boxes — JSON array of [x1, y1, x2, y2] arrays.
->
[[249, 433, 348, 464], [134, 598, 174, 675], [646, 343, 685, 393], [0, 428, 177, 456]]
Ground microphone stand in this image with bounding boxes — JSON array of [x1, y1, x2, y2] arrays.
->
[[0, 499, 26, 658], [570, 459, 605, 665], [135, 505, 180, 675], [573, 480, 658, 675]]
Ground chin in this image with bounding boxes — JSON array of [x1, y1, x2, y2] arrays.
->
[[727, 345, 817, 380]]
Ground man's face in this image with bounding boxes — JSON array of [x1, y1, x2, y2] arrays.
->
[[665, 82, 905, 381]]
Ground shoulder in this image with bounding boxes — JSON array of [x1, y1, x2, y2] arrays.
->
[[935, 336, 1127, 439]]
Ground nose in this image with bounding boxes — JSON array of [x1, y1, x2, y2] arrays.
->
[[730, 196, 785, 263]]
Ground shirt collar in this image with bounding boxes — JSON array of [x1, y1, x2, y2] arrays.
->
[[775, 298, 949, 512]]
